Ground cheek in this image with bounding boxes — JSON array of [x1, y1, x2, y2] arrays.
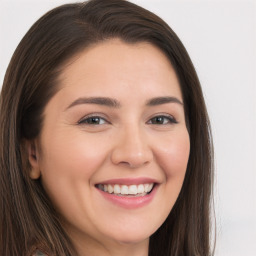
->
[[38, 132, 110, 208], [148, 129, 190, 227], [155, 129, 190, 179], [40, 131, 109, 177]]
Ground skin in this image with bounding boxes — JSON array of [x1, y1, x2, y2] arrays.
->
[[28, 39, 190, 256]]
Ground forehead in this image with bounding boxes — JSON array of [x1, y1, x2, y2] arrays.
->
[[51, 39, 183, 109]]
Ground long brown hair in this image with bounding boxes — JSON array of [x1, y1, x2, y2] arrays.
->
[[0, 0, 214, 255]]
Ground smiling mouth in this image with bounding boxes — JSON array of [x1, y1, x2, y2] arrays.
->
[[95, 183, 154, 197]]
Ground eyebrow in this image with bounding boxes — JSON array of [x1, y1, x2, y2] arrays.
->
[[66, 97, 121, 110], [65, 96, 183, 110], [146, 96, 183, 106]]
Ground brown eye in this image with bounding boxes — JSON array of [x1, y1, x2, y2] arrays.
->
[[78, 116, 108, 125], [148, 115, 177, 125]]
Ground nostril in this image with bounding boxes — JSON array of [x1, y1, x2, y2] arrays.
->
[[118, 159, 150, 169], [110, 135, 153, 168]]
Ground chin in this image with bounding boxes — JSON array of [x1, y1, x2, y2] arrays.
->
[[114, 236, 149, 245], [105, 225, 157, 245]]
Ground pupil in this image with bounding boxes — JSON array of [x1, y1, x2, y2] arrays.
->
[[90, 117, 99, 124], [155, 117, 163, 124]]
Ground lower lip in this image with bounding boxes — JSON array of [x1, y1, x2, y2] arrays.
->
[[96, 185, 157, 209]]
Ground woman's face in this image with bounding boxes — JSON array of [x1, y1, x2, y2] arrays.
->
[[30, 40, 190, 250]]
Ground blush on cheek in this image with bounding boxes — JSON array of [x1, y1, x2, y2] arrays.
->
[[157, 135, 190, 178]]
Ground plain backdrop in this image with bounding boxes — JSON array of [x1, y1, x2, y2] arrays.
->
[[0, 0, 255, 255]]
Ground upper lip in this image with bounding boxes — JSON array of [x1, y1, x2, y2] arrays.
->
[[95, 177, 159, 186]]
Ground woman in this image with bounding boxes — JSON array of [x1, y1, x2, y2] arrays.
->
[[0, 0, 214, 255]]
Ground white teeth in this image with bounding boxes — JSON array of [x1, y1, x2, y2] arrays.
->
[[97, 183, 154, 196], [144, 184, 150, 192], [145, 183, 154, 193], [114, 184, 121, 194], [107, 184, 114, 193], [129, 185, 137, 195], [137, 184, 144, 193], [121, 185, 129, 195]]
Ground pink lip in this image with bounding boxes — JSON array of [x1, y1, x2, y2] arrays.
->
[[96, 177, 158, 186], [95, 178, 158, 209]]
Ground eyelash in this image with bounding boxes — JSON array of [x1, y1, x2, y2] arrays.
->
[[147, 115, 178, 125], [78, 114, 177, 126], [78, 115, 109, 125]]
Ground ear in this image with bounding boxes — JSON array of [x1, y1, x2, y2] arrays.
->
[[26, 140, 41, 179]]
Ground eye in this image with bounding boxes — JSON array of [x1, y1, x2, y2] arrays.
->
[[78, 116, 108, 125], [148, 115, 177, 125]]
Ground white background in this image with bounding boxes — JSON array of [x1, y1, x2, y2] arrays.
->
[[0, 0, 255, 255]]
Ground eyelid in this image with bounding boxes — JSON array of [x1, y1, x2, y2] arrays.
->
[[77, 113, 110, 125], [76, 112, 178, 126], [147, 113, 178, 125]]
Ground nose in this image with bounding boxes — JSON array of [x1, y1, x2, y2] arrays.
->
[[111, 125, 153, 168]]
